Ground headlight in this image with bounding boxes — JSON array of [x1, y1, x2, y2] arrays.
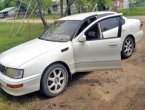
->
[[5, 68, 24, 79]]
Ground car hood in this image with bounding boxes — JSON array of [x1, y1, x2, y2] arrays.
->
[[0, 39, 65, 68]]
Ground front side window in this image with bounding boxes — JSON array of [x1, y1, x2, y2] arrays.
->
[[77, 17, 97, 36], [40, 20, 81, 42], [85, 23, 100, 41]]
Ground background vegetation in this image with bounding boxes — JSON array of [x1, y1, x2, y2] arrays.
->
[[0, 23, 44, 52], [118, 7, 145, 16]]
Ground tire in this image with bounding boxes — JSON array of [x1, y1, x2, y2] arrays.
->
[[40, 64, 69, 97], [121, 36, 134, 59]]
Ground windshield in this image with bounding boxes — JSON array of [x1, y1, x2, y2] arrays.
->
[[40, 20, 81, 42]]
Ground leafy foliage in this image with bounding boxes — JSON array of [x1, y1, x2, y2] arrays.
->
[[0, 0, 55, 10], [118, 7, 145, 16], [0, 0, 16, 10], [75, 0, 113, 11]]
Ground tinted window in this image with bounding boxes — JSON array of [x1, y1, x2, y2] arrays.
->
[[77, 17, 97, 36], [85, 23, 100, 41], [101, 17, 119, 32]]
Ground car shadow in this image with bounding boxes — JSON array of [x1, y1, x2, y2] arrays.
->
[[68, 72, 90, 86]]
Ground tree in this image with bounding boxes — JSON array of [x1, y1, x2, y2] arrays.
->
[[42, 0, 54, 9], [0, 0, 16, 10], [89, 0, 113, 11], [75, 0, 113, 11], [136, 0, 145, 3], [60, 0, 63, 17], [36, 0, 48, 29], [21, 0, 53, 28], [4, 0, 16, 8], [63, 0, 75, 16], [66, 0, 71, 15], [0, 1, 4, 10]]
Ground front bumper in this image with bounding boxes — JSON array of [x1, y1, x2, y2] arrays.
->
[[0, 71, 41, 96]]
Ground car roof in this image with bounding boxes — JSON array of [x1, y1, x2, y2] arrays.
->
[[59, 11, 116, 21]]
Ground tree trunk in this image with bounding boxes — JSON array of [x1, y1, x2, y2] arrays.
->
[[98, 0, 106, 11], [63, 0, 75, 16], [36, 0, 48, 29], [60, 0, 63, 17], [66, 0, 71, 15]]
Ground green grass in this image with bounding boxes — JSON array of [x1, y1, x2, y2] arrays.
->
[[0, 23, 45, 110], [17, 14, 60, 20], [0, 23, 45, 53], [45, 14, 60, 19], [118, 7, 145, 16], [0, 90, 39, 110]]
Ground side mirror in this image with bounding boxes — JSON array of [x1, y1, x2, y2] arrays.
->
[[78, 34, 86, 42]]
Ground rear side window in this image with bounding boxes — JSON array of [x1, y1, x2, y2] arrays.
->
[[101, 17, 119, 32]]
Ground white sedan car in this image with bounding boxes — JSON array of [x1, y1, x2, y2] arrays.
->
[[0, 12, 143, 97]]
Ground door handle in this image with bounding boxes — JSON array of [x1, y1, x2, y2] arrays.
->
[[109, 44, 118, 47]]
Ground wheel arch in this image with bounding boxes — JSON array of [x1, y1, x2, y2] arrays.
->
[[40, 61, 72, 83]]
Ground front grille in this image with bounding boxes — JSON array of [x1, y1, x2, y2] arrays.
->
[[0, 64, 6, 73]]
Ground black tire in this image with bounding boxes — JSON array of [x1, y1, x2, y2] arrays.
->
[[121, 36, 134, 59], [40, 64, 69, 97]]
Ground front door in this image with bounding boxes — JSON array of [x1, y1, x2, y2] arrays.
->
[[73, 16, 122, 72]]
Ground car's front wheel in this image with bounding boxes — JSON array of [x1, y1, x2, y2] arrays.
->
[[121, 36, 134, 58], [40, 64, 69, 97]]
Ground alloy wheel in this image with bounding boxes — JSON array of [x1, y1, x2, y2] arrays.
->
[[47, 68, 66, 94], [123, 37, 134, 57]]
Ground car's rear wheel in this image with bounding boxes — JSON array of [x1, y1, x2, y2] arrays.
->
[[121, 36, 134, 58], [40, 64, 69, 97]]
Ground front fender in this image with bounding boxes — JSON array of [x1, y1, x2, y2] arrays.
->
[[19, 42, 75, 78]]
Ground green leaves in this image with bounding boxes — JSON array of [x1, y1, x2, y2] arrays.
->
[[0, 0, 16, 10], [75, 0, 113, 11]]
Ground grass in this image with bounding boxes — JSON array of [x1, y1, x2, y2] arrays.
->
[[17, 14, 60, 20], [45, 14, 60, 19], [0, 22, 45, 53], [0, 22, 45, 110], [0, 90, 39, 110], [117, 7, 145, 16]]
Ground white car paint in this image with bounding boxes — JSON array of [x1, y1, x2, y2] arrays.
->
[[0, 12, 143, 96], [121, 17, 143, 43], [59, 11, 116, 20]]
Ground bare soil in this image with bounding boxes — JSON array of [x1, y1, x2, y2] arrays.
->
[[28, 21, 145, 110]]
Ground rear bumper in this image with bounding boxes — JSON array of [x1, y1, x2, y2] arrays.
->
[[135, 30, 144, 43], [0, 72, 41, 96]]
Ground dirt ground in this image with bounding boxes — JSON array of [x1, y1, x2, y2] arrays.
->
[[22, 20, 144, 110]]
